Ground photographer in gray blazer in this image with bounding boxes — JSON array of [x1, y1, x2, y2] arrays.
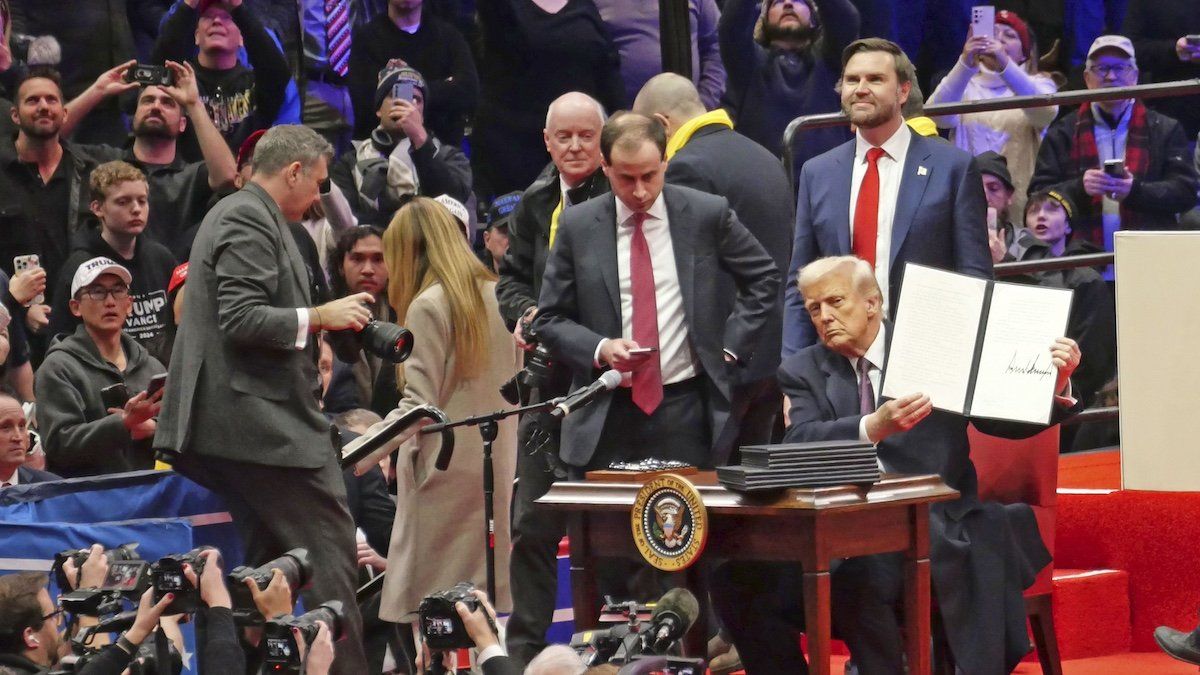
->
[[155, 125, 374, 674]]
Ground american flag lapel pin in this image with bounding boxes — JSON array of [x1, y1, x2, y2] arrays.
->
[[917, 165, 928, 176]]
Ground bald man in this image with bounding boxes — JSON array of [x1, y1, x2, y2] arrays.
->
[[634, 73, 792, 457], [495, 91, 612, 667]]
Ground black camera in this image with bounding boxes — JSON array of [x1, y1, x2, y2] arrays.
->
[[53, 542, 141, 591], [124, 63, 174, 88], [328, 319, 414, 365], [150, 546, 217, 614], [50, 637, 182, 675], [500, 319, 556, 404], [227, 547, 312, 615], [418, 582, 496, 650], [261, 601, 345, 674]]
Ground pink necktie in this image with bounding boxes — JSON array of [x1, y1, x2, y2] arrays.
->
[[630, 212, 663, 415]]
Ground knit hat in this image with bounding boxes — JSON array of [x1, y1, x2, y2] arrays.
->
[[486, 191, 522, 231], [753, 0, 819, 48], [995, 10, 1031, 60], [975, 151, 1014, 191], [375, 60, 427, 111], [1027, 189, 1077, 225]]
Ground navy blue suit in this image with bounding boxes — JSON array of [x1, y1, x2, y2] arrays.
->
[[715, 328, 1073, 675], [15, 466, 62, 484], [782, 129, 993, 356]]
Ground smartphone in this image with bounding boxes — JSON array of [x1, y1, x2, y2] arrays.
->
[[986, 206, 998, 233], [123, 63, 173, 87], [970, 5, 995, 39], [146, 373, 168, 397], [629, 347, 659, 355], [391, 81, 414, 103], [1103, 158, 1125, 177], [101, 383, 130, 410], [1186, 35, 1200, 46], [13, 254, 43, 305]]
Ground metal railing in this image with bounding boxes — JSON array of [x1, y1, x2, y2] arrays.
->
[[993, 252, 1114, 277], [781, 78, 1200, 187]]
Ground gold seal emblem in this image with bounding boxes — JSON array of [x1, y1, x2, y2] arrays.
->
[[631, 473, 708, 571]]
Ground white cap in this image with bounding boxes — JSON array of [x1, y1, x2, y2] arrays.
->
[[1087, 35, 1135, 60], [433, 194, 469, 226], [71, 257, 132, 297]]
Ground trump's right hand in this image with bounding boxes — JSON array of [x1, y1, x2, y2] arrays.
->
[[865, 393, 932, 443]]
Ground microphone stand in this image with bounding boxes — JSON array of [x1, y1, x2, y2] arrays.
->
[[420, 397, 564, 600]]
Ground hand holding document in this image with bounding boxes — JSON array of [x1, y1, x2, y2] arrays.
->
[[881, 264, 1073, 425]]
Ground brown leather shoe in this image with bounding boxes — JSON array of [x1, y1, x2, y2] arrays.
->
[[709, 645, 743, 675]]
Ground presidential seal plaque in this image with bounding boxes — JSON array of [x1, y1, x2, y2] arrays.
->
[[631, 473, 708, 571]]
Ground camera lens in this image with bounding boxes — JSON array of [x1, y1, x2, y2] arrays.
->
[[361, 321, 414, 364]]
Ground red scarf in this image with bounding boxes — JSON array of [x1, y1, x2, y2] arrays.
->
[[1067, 101, 1150, 245]]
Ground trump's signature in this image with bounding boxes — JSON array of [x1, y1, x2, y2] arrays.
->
[[1005, 351, 1054, 380]]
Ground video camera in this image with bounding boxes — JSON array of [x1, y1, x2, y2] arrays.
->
[[53, 543, 141, 591], [500, 317, 556, 404], [261, 601, 345, 674], [418, 582, 497, 651], [569, 589, 700, 668], [327, 319, 414, 365]]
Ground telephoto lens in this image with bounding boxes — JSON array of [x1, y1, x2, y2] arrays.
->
[[227, 548, 312, 613]]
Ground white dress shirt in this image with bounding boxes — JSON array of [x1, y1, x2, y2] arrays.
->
[[848, 125, 913, 315], [600, 193, 698, 385], [0, 468, 18, 488]]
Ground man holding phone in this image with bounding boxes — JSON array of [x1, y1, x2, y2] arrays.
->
[[331, 62, 472, 226], [1030, 35, 1198, 264], [34, 257, 166, 478]]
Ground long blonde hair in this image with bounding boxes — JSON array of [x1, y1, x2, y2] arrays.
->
[[384, 197, 497, 384]]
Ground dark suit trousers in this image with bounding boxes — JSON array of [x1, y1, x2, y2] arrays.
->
[[573, 377, 713, 475], [178, 453, 369, 675], [505, 406, 568, 667], [711, 555, 906, 675]]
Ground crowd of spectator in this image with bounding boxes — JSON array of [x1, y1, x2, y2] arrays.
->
[[1, 0, 1200, 672]]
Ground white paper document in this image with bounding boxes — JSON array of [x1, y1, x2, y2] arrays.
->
[[882, 264, 986, 414], [969, 283, 1074, 423], [881, 264, 1073, 424]]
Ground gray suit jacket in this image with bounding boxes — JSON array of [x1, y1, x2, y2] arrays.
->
[[533, 184, 779, 467], [155, 183, 331, 468]]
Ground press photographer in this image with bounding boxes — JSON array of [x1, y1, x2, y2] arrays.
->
[[0, 566, 172, 674], [415, 584, 517, 675]]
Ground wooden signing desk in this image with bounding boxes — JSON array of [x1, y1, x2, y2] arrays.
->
[[537, 473, 958, 675]]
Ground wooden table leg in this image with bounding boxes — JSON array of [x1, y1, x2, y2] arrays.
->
[[905, 505, 933, 675], [567, 513, 599, 631], [802, 570, 832, 675]]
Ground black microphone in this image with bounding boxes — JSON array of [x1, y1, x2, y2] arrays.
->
[[647, 588, 700, 654], [550, 370, 623, 419]]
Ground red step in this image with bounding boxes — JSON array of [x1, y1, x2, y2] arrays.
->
[[1051, 568, 1131, 660]]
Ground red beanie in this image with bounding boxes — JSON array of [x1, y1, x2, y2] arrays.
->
[[996, 10, 1031, 60], [236, 129, 268, 172]]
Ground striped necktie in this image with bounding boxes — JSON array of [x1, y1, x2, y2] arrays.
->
[[325, 0, 351, 77]]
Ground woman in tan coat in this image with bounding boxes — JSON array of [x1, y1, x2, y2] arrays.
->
[[375, 197, 520, 624]]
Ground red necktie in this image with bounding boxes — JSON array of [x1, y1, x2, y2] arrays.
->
[[853, 147, 887, 266], [630, 212, 663, 415]]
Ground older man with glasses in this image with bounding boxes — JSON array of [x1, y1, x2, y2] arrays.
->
[[1030, 34, 1199, 272], [34, 257, 166, 478]]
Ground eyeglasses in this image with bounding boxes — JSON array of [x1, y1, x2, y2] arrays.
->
[[1087, 63, 1134, 78], [41, 608, 64, 624], [77, 286, 130, 301]]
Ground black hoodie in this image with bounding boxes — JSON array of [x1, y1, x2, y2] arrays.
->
[[35, 325, 166, 478]]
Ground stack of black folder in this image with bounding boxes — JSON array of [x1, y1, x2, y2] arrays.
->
[[716, 440, 881, 492]]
